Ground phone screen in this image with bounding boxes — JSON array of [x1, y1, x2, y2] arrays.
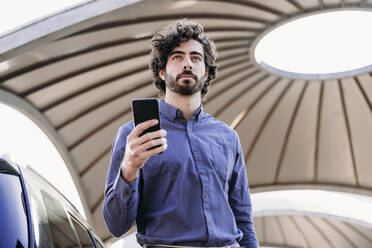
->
[[131, 98, 161, 137]]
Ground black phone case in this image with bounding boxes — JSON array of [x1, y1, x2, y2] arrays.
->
[[132, 98, 161, 137]]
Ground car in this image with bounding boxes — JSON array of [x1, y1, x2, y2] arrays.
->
[[0, 156, 105, 248]]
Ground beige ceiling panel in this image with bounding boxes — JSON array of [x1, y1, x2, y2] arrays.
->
[[263, 216, 285, 245], [108, 1, 279, 22], [0, 55, 39, 78], [217, 75, 277, 126], [206, 31, 255, 41], [0, 21, 162, 77], [216, 55, 250, 71], [295, 0, 320, 9], [234, 78, 291, 185], [236, 77, 289, 155], [246, 0, 300, 14], [2, 39, 149, 94], [357, 74, 372, 109], [317, 80, 356, 185], [327, 219, 372, 247], [295, 216, 333, 248], [27, 55, 148, 109], [194, 18, 266, 29], [215, 40, 250, 52], [341, 77, 372, 188], [69, 87, 155, 171], [278, 81, 320, 183], [323, 0, 342, 6], [211, 63, 253, 91], [345, 0, 361, 4], [70, 117, 124, 173], [67, 21, 166, 44], [217, 47, 248, 60], [311, 218, 357, 248], [82, 150, 111, 208], [58, 82, 142, 147], [278, 215, 309, 248], [45, 70, 151, 127], [352, 223, 372, 244], [70, 111, 132, 175], [204, 71, 267, 115], [247, 80, 304, 185], [207, 62, 255, 98], [253, 217, 264, 243]]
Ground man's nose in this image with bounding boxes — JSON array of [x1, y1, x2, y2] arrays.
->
[[183, 57, 192, 70]]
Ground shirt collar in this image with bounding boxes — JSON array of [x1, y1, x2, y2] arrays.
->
[[159, 100, 204, 122]]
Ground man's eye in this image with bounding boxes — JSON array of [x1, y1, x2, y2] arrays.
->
[[173, 55, 182, 60], [192, 57, 202, 61]]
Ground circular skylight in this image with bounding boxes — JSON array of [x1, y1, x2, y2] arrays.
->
[[254, 10, 372, 79]]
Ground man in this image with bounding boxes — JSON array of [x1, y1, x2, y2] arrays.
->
[[103, 19, 259, 248]]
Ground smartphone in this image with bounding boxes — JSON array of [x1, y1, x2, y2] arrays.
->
[[131, 98, 161, 137]]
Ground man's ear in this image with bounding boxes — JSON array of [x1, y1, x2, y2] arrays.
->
[[159, 69, 165, 80], [204, 71, 209, 79]]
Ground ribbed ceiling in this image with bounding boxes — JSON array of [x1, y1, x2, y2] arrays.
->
[[255, 214, 372, 248], [1, 0, 372, 246]]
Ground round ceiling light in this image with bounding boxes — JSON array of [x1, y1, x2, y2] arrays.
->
[[253, 10, 372, 80]]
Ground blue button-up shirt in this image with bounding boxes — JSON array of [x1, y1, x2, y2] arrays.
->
[[103, 100, 258, 247]]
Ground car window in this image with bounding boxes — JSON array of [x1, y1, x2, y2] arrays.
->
[[0, 173, 29, 248], [70, 215, 94, 248], [41, 191, 80, 248], [93, 236, 104, 248]]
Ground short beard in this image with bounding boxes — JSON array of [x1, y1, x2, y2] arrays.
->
[[165, 72, 206, 96]]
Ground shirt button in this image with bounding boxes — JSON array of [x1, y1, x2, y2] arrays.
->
[[124, 190, 130, 196], [204, 193, 208, 199], [188, 129, 192, 132], [200, 169, 205, 174], [194, 148, 198, 152], [208, 221, 211, 225]]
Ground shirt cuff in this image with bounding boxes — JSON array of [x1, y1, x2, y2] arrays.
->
[[113, 168, 139, 198]]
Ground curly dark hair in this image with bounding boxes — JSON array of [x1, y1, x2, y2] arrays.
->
[[150, 19, 217, 98]]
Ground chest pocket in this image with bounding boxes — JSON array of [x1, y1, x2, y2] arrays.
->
[[141, 147, 179, 184], [210, 143, 234, 190]]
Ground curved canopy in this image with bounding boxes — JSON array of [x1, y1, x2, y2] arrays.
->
[[1, 0, 372, 247]]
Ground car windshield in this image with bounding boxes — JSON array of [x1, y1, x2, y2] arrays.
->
[[0, 173, 29, 247]]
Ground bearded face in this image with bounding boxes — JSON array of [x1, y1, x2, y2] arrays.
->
[[164, 70, 206, 96], [159, 39, 208, 97]]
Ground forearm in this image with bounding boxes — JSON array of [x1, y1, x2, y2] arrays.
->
[[235, 211, 259, 248], [230, 132, 259, 247], [103, 173, 139, 237]]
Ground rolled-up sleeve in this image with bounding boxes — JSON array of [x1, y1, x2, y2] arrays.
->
[[103, 122, 140, 237], [229, 133, 259, 248]]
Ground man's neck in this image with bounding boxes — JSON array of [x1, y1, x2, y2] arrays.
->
[[164, 90, 201, 120]]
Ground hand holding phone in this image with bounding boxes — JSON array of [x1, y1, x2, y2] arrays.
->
[[121, 98, 167, 183]]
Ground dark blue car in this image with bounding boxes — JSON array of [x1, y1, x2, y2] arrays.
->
[[0, 156, 105, 248]]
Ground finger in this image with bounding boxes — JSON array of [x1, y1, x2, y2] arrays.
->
[[132, 137, 166, 157], [135, 129, 167, 146], [142, 143, 168, 158], [129, 119, 158, 139], [140, 137, 167, 151]]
